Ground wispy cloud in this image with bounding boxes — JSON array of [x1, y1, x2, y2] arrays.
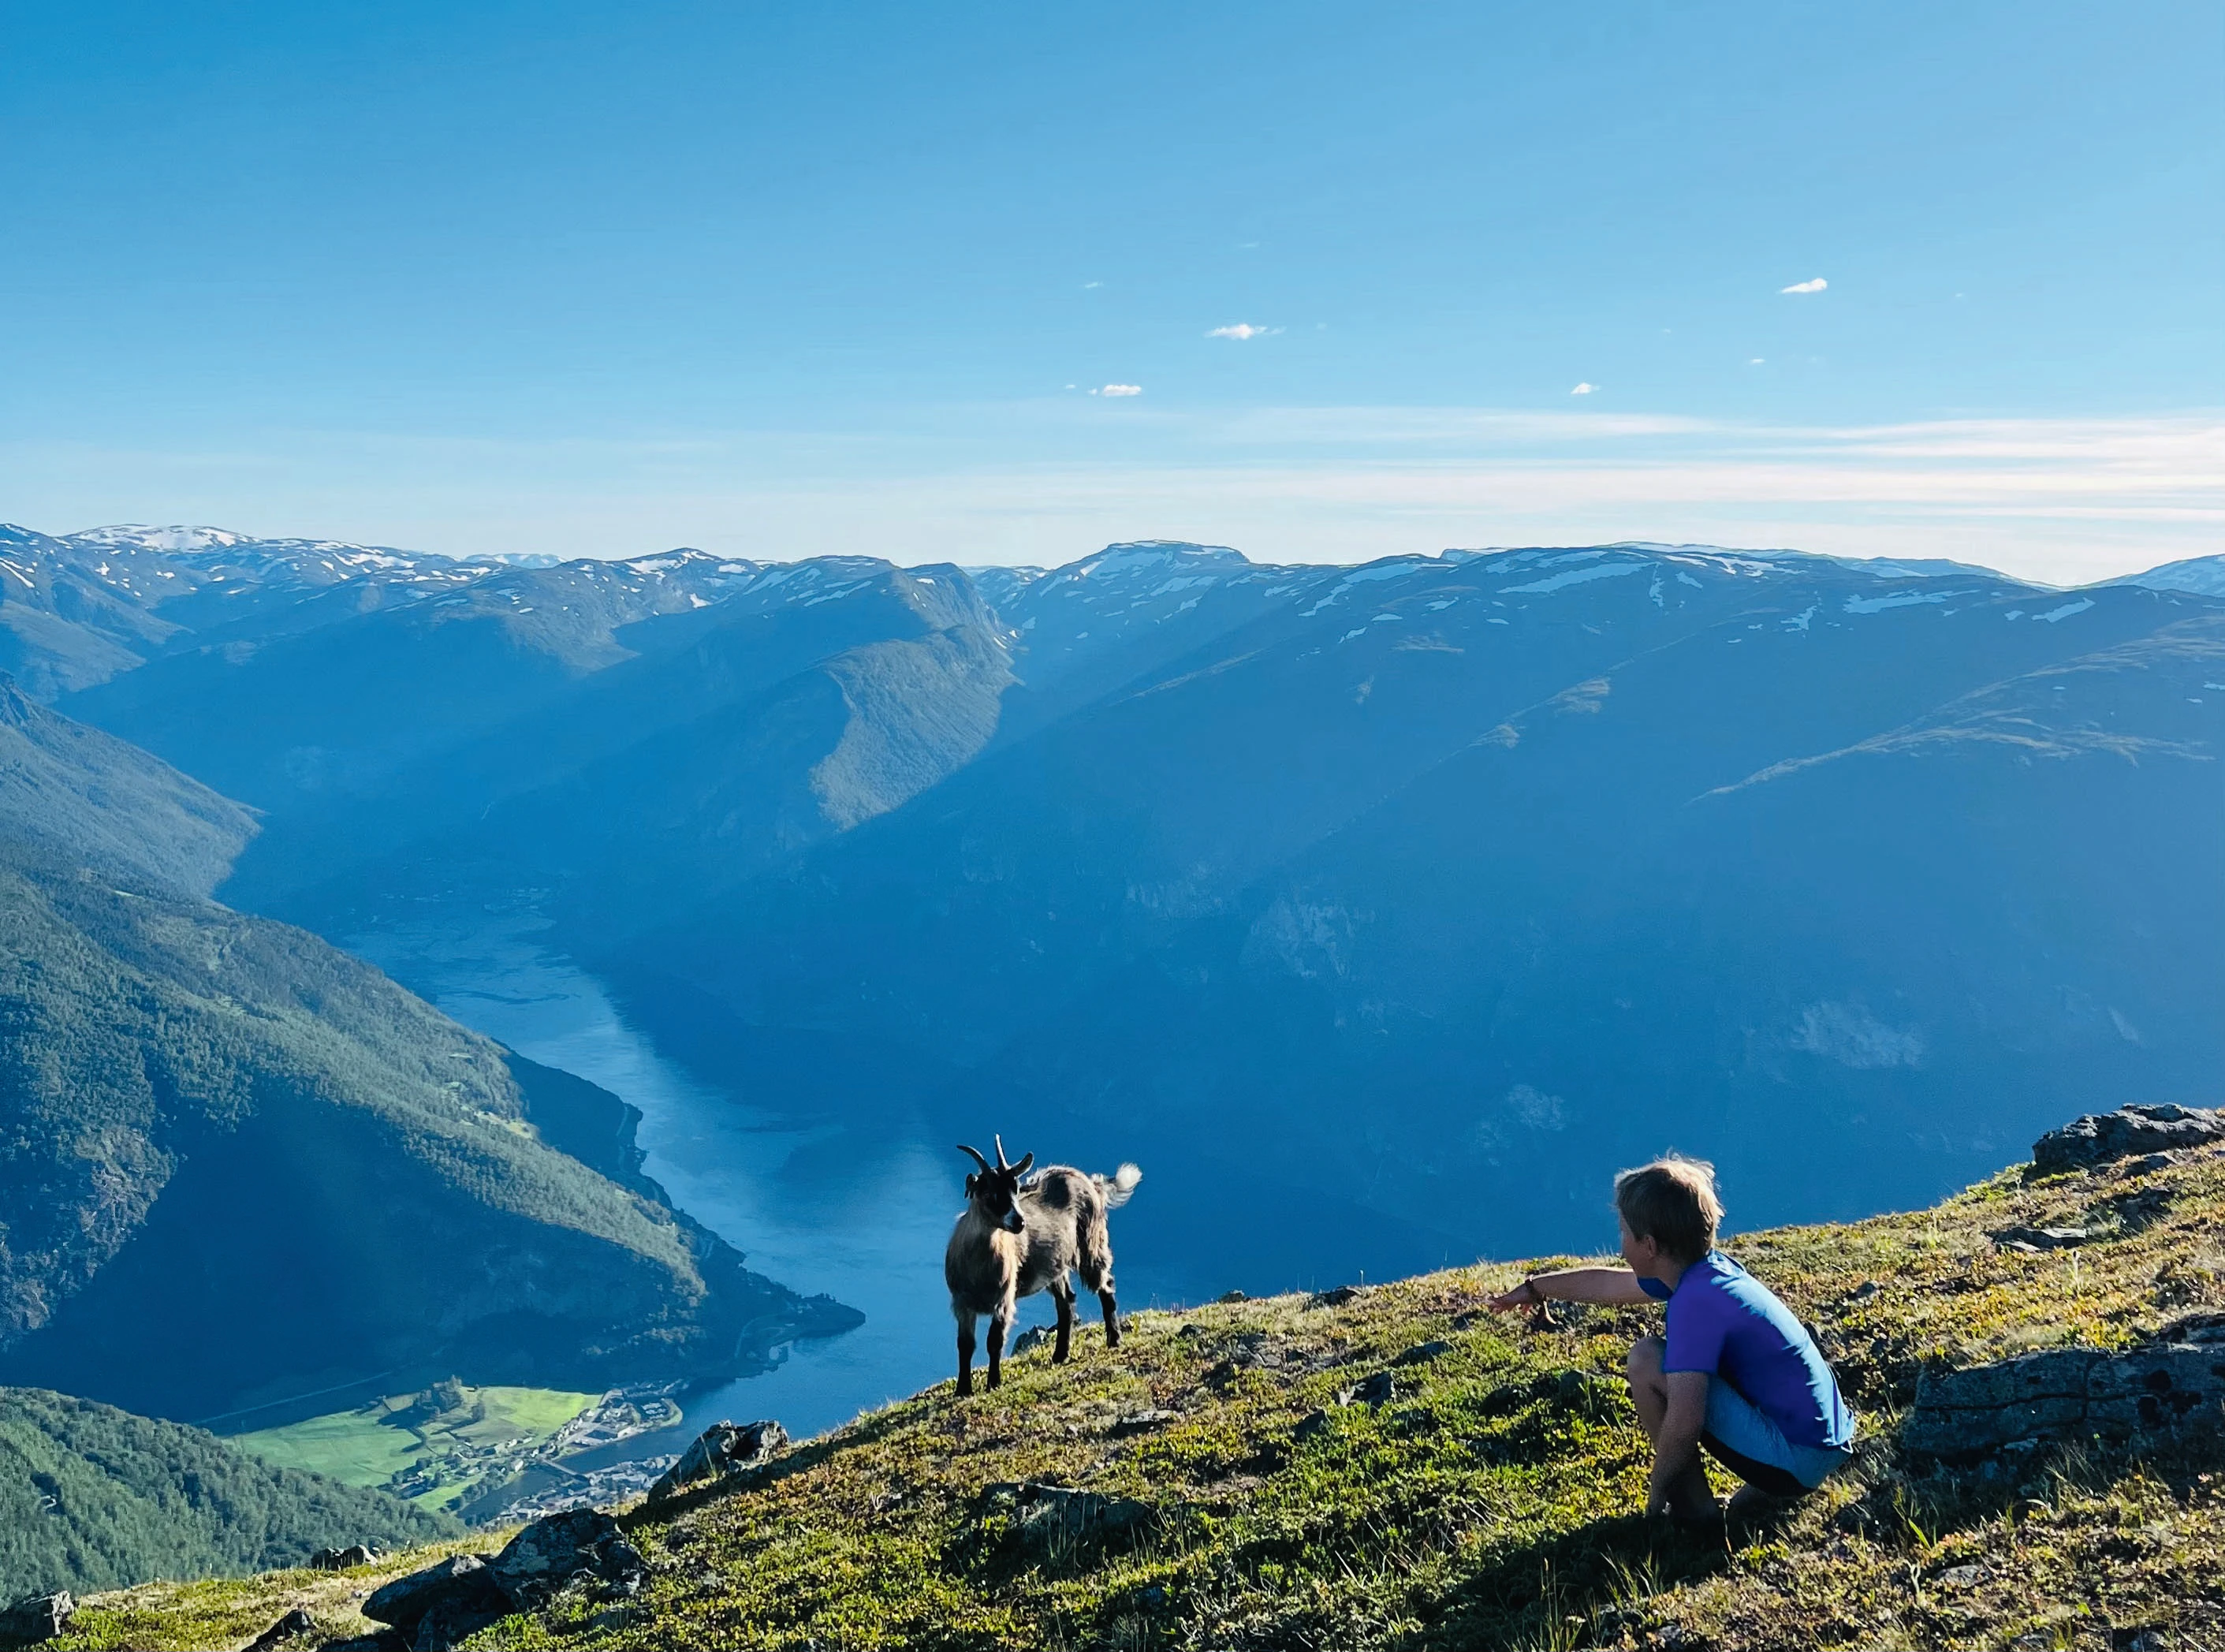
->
[[1206, 323, 1280, 341], [1091, 384, 1142, 397], [1570, 382, 1597, 396], [1082, 281, 1101, 290], [1780, 277, 1828, 295]]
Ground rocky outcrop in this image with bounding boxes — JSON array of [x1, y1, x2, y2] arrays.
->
[[360, 1512, 647, 1651], [646, 1419, 789, 1502], [0, 1592, 73, 1646], [1903, 1316, 2225, 1461], [2033, 1103, 2225, 1174]]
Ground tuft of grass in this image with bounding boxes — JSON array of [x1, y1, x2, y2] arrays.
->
[[54, 1141, 2225, 1650]]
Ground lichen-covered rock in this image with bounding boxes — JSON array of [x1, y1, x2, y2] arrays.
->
[[646, 1420, 788, 1502], [1904, 1335, 2225, 1460], [2033, 1104, 2225, 1173]]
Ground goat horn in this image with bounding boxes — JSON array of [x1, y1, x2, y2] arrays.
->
[[1012, 1151, 1034, 1176], [994, 1134, 1010, 1170], [956, 1143, 992, 1173]]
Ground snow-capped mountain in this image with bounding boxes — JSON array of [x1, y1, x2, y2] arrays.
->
[[2108, 553, 2225, 599]]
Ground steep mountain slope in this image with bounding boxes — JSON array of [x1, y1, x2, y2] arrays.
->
[[0, 672, 258, 897], [602, 550, 2224, 1285], [0, 697, 855, 1422], [0, 1386, 457, 1600], [53, 1128, 2225, 1652]]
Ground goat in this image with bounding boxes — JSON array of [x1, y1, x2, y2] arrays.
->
[[944, 1136, 1142, 1396]]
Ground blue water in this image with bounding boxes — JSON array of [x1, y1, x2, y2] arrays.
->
[[348, 915, 1068, 1447]]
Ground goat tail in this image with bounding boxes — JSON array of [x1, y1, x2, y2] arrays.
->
[[1095, 1162, 1143, 1209]]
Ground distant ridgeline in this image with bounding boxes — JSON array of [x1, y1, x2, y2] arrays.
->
[[0, 671, 858, 1426], [10, 521, 2225, 1288]]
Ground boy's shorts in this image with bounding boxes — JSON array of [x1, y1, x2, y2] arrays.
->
[[1699, 1378, 1854, 1498]]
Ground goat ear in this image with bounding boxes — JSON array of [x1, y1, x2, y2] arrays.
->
[[963, 1173, 978, 1196]]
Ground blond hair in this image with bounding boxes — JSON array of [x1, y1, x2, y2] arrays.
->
[[1613, 1155, 1723, 1264]]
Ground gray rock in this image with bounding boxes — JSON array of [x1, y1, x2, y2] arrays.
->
[[646, 1419, 789, 1501], [2033, 1103, 2225, 1173], [0, 1593, 73, 1646], [1338, 1371, 1397, 1407], [1292, 1408, 1332, 1443], [409, 1596, 505, 1652], [363, 1555, 505, 1633], [1009, 1326, 1054, 1356], [1108, 1408, 1178, 1436], [489, 1508, 647, 1608], [242, 1608, 316, 1651], [1992, 1225, 2090, 1251], [1904, 1336, 2225, 1460]]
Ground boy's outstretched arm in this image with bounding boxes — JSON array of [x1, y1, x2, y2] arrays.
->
[[1485, 1266, 1654, 1312]]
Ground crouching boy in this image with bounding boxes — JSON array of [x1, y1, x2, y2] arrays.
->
[[1488, 1155, 1855, 1520]]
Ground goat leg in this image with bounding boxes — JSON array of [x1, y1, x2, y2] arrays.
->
[[1098, 1288, 1121, 1349], [1052, 1285, 1075, 1363], [956, 1310, 978, 1397], [986, 1312, 1008, 1389]]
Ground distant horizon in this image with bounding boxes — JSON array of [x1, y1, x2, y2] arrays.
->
[[19, 513, 2219, 592]]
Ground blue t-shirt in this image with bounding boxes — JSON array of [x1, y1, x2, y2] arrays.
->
[[1638, 1251, 1854, 1449]]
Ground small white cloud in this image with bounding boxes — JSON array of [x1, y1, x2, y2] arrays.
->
[[1083, 281, 1101, 289], [1780, 277, 1828, 295], [1206, 323, 1280, 341], [1750, 357, 1766, 365], [1091, 384, 1142, 397], [1570, 382, 1597, 396]]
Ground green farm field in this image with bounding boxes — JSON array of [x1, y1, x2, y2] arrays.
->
[[228, 1383, 600, 1512]]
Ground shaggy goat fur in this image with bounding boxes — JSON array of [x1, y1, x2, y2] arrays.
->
[[945, 1138, 1142, 1395]]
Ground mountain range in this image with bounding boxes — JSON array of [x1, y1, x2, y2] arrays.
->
[[13, 520, 2217, 1300]]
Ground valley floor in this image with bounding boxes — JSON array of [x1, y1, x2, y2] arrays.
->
[[46, 1137, 2225, 1652]]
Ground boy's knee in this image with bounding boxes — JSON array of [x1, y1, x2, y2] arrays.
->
[[1626, 1336, 1664, 1381]]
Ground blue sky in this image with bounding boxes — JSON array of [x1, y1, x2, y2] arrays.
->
[[3, 2, 2218, 579]]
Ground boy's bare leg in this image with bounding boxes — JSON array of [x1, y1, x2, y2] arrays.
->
[[1625, 1336, 1718, 1520]]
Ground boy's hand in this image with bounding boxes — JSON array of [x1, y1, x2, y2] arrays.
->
[[1486, 1279, 1542, 1314]]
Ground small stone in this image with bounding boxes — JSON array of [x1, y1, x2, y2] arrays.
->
[[1306, 1285, 1363, 1308], [1010, 1326, 1055, 1356], [1935, 1564, 1986, 1587], [1338, 1371, 1396, 1407], [1217, 1289, 1249, 1303], [1292, 1408, 1332, 1442], [1846, 1281, 1882, 1301]]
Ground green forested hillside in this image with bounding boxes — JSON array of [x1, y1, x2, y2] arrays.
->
[[0, 831, 852, 1422], [0, 1386, 456, 1599]]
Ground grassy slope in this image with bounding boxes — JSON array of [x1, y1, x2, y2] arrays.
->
[[54, 1140, 2225, 1652]]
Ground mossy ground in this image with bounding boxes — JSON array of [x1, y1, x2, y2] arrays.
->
[[57, 1142, 2225, 1651]]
